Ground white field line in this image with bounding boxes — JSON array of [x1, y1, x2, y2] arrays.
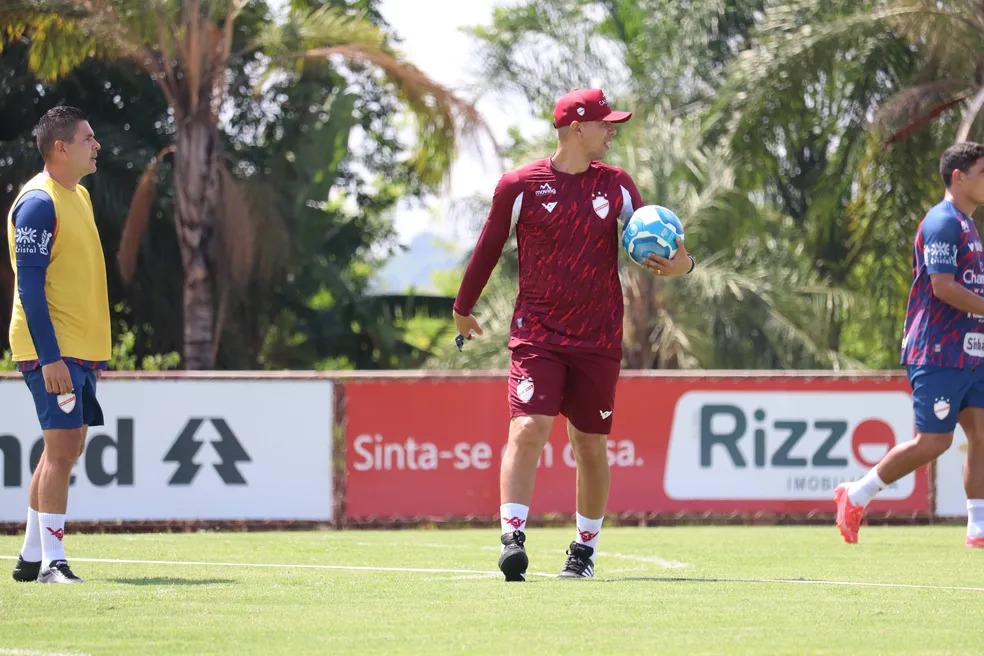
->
[[0, 555, 504, 576], [353, 541, 692, 569], [730, 577, 984, 593], [604, 552, 690, 569], [420, 574, 501, 581], [2, 555, 982, 592]]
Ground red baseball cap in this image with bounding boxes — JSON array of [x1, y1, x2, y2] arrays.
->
[[552, 88, 632, 128]]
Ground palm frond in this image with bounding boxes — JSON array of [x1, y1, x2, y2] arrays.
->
[[215, 165, 256, 290], [424, 273, 517, 370], [239, 178, 291, 281], [875, 80, 971, 144], [253, 5, 495, 188], [118, 144, 175, 282], [715, 0, 983, 141], [956, 84, 984, 142], [465, 0, 627, 112], [649, 306, 701, 370]]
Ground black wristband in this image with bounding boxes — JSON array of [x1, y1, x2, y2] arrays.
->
[[686, 254, 696, 274]]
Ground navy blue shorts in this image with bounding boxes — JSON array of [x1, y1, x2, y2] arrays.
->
[[907, 365, 984, 433], [22, 361, 104, 430]]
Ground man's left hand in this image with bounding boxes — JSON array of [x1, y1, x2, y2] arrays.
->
[[644, 238, 691, 277]]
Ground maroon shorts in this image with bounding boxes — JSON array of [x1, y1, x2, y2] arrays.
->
[[507, 343, 621, 434]]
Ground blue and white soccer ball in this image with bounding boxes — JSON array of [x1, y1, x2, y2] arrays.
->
[[621, 205, 684, 267]]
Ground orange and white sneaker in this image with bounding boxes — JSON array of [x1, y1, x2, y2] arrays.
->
[[834, 483, 865, 544], [966, 536, 984, 548]]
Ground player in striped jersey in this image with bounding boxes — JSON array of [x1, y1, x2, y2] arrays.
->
[[836, 142, 984, 547]]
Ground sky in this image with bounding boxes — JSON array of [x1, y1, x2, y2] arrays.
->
[[264, 0, 546, 247], [377, 0, 543, 247]]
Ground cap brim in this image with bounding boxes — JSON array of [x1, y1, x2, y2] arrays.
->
[[602, 110, 632, 123]]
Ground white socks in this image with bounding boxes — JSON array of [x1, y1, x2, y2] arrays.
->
[[575, 513, 603, 552], [499, 506, 604, 557], [500, 503, 529, 535], [38, 512, 66, 564], [968, 500, 984, 538], [20, 508, 41, 561], [847, 468, 887, 507]]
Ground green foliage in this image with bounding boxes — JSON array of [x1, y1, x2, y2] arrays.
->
[[6, 0, 968, 371], [0, 327, 180, 372], [467, 0, 767, 115], [0, 39, 179, 360], [108, 329, 181, 371], [424, 265, 517, 371], [615, 108, 859, 369], [711, 0, 984, 366], [1, 0, 476, 371], [443, 3, 865, 370]]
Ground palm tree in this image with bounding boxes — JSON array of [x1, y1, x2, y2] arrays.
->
[[467, 0, 767, 117], [457, 1, 858, 369], [614, 105, 859, 370], [708, 0, 977, 365], [2, 0, 486, 368], [719, 0, 984, 145]]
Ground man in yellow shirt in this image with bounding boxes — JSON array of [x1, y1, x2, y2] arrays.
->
[[7, 106, 111, 584]]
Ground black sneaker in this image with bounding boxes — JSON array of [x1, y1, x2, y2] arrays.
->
[[498, 530, 528, 582], [558, 542, 594, 578], [36, 560, 83, 584], [11, 554, 41, 582]]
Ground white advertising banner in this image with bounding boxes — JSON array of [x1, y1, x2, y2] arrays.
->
[[934, 425, 969, 518], [0, 379, 334, 522], [664, 391, 917, 500]]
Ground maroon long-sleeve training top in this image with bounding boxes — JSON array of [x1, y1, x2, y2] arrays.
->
[[454, 157, 644, 355]]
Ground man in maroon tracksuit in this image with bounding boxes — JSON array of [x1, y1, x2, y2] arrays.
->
[[453, 88, 695, 580]]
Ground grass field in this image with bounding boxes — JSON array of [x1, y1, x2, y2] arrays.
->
[[0, 525, 981, 655]]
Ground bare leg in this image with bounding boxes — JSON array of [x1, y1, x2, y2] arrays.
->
[[499, 415, 554, 505], [37, 428, 85, 514], [556, 421, 610, 576], [31, 425, 86, 509], [497, 415, 552, 581], [959, 409, 984, 499], [28, 451, 44, 511], [875, 432, 952, 484], [567, 422, 610, 519]]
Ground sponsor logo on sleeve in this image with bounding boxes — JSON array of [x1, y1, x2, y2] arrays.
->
[[964, 332, 984, 357], [924, 241, 958, 267]]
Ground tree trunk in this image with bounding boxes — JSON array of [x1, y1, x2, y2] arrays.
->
[[621, 270, 658, 369], [173, 118, 222, 369], [0, 255, 12, 352]]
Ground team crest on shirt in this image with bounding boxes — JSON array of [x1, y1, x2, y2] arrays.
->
[[57, 393, 76, 414], [592, 192, 610, 219], [934, 397, 951, 420], [516, 377, 534, 403]]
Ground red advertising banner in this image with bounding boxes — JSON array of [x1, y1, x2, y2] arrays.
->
[[343, 374, 929, 520]]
